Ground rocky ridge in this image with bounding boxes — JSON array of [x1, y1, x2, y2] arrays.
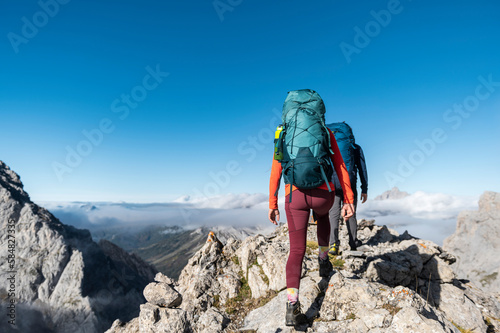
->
[[0, 161, 157, 333], [444, 191, 500, 295], [107, 216, 500, 332]]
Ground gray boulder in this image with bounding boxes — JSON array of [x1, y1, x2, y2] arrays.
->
[[143, 282, 182, 308]]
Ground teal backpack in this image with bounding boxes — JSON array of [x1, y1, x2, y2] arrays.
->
[[274, 89, 333, 201], [326, 122, 356, 184]]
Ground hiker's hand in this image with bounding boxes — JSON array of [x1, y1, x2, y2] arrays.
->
[[342, 203, 354, 219], [361, 193, 368, 204], [268, 209, 280, 225]]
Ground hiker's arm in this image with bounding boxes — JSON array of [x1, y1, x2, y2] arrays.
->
[[355, 144, 368, 203], [269, 156, 282, 209], [356, 144, 368, 196], [268, 208, 280, 225], [268, 157, 282, 224], [329, 131, 354, 205]]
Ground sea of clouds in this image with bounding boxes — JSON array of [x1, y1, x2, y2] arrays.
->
[[39, 190, 479, 245]]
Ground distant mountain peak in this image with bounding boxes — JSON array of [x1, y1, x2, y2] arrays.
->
[[374, 187, 410, 200]]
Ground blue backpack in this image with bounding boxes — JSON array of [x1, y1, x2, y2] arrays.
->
[[326, 122, 356, 184], [274, 89, 333, 201]]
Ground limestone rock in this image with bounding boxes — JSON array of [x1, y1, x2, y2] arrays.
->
[[138, 303, 192, 333], [247, 264, 269, 299], [154, 272, 176, 285], [258, 240, 288, 292], [444, 191, 500, 294], [309, 319, 369, 333], [143, 282, 182, 308], [235, 234, 267, 277], [356, 307, 392, 330], [436, 283, 487, 332], [389, 306, 458, 332], [216, 273, 241, 305], [0, 161, 156, 333], [106, 318, 140, 333], [195, 307, 228, 333]]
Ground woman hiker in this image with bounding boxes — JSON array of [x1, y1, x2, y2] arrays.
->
[[268, 89, 355, 326]]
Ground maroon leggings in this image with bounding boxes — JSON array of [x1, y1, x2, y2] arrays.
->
[[285, 188, 335, 289]]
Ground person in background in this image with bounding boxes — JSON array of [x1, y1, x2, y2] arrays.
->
[[328, 142, 368, 254]]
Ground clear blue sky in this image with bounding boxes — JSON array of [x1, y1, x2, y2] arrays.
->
[[1, 0, 499, 202]]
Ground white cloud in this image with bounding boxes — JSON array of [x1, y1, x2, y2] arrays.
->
[[356, 191, 478, 245], [178, 193, 268, 209], [39, 194, 272, 231], [358, 191, 478, 220], [38, 190, 480, 245]]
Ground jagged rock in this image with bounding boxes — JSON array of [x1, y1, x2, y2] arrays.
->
[[359, 236, 458, 288], [439, 251, 457, 265], [106, 318, 140, 333], [421, 256, 456, 283], [479, 191, 500, 214], [320, 272, 379, 321], [367, 225, 398, 245], [436, 283, 487, 332], [0, 161, 156, 333], [138, 303, 192, 332], [444, 191, 500, 294], [143, 282, 182, 308], [235, 234, 267, 277], [357, 218, 375, 230], [460, 282, 500, 332], [176, 236, 224, 319], [309, 319, 369, 333], [194, 307, 228, 333], [154, 272, 175, 285], [356, 307, 392, 330], [365, 249, 423, 286], [388, 307, 458, 332], [216, 273, 241, 305], [247, 264, 269, 299], [258, 240, 288, 292]]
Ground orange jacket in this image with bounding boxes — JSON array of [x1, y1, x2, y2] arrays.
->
[[269, 129, 354, 209]]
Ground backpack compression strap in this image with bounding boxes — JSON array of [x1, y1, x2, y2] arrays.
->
[[319, 162, 332, 192]]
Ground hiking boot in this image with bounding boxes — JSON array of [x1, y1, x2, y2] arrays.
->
[[350, 239, 363, 251], [285, 301, 305, 326], [318, 257, 333, 277], [329, 242, 339, 255]]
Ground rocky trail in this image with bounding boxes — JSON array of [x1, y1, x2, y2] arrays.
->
[[108, 215, 500, 332]]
